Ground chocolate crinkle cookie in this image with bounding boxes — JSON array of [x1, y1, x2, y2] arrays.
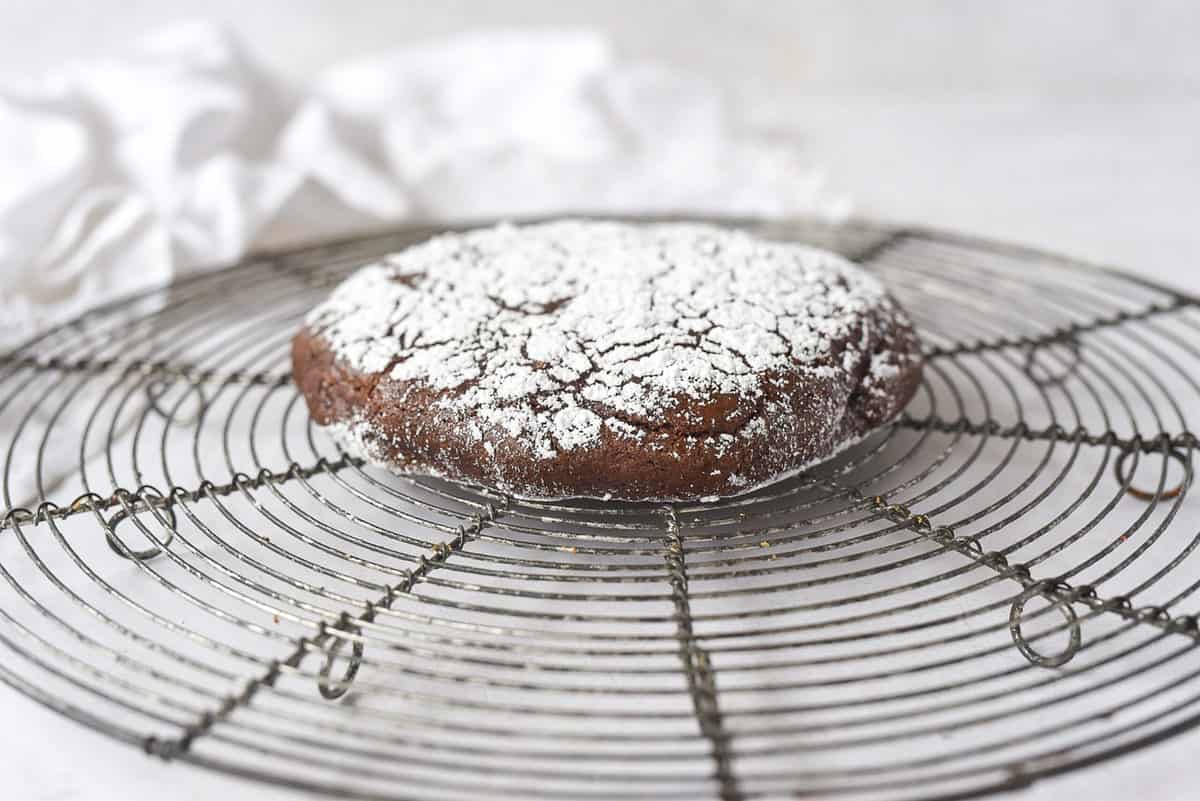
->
[[292, 220, 923, 502]]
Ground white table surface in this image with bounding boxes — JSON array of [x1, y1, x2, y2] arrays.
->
[[3, 3, 1200, 799]]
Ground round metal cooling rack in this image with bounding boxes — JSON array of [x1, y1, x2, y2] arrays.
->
[[2, 216, 1200, 801]]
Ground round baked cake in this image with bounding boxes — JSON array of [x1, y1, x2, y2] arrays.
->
[[292, 220, 923, 501]]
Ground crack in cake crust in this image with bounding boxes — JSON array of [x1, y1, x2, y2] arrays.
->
[[292, 220, 923, 501]]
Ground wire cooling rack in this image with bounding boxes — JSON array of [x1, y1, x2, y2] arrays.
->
[[1, 217, 1199, 801]]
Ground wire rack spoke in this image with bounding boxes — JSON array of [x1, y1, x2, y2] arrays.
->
[[3, 217, 1200, 801], [824, 477, 1200, 665], [314, 502, 502, 701], [896, 413, 1200, 456], [1, 454, 364, 535], [664, 505, 741, 801], [922, 295, 1192, 361], [0, 352, 293, 389], [822, 477, 1086, 669], [144, 501, 505, 761]]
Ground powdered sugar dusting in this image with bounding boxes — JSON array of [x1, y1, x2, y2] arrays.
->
[[306, 220, 907, 463]]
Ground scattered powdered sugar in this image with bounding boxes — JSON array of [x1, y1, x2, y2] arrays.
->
[[306, 219, 907, 461], [552, 407, 603, 450]]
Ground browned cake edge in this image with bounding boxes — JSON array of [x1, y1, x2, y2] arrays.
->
[[291, 305, 923, 502]]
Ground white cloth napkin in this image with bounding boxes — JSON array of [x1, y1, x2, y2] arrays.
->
[[0, 21, 843, 350]]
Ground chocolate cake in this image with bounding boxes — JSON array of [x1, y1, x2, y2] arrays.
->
[[292, 220, 923, 501]]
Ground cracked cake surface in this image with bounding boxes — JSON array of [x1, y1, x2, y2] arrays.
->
[[292, 219, 923, 501]]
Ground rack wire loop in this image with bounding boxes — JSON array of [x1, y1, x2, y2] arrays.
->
[[144, 376, 207, 426], [318, 613, 366, 701], [103, 487, 177, 562], [1023, 334, 1082, 386], [1008, 583, 1083, 668], [1114, 448, 1193, 501]]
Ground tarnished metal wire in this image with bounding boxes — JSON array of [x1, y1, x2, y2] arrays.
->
[[1, 217, 1200, 801], [664, 504, 740, 801]]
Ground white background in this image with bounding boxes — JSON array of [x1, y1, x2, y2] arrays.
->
[[1, 2, 1199, 800], [1, 0, 1197, 292]]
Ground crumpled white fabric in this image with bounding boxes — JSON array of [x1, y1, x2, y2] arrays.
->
[[0, 21, 842, 349]]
